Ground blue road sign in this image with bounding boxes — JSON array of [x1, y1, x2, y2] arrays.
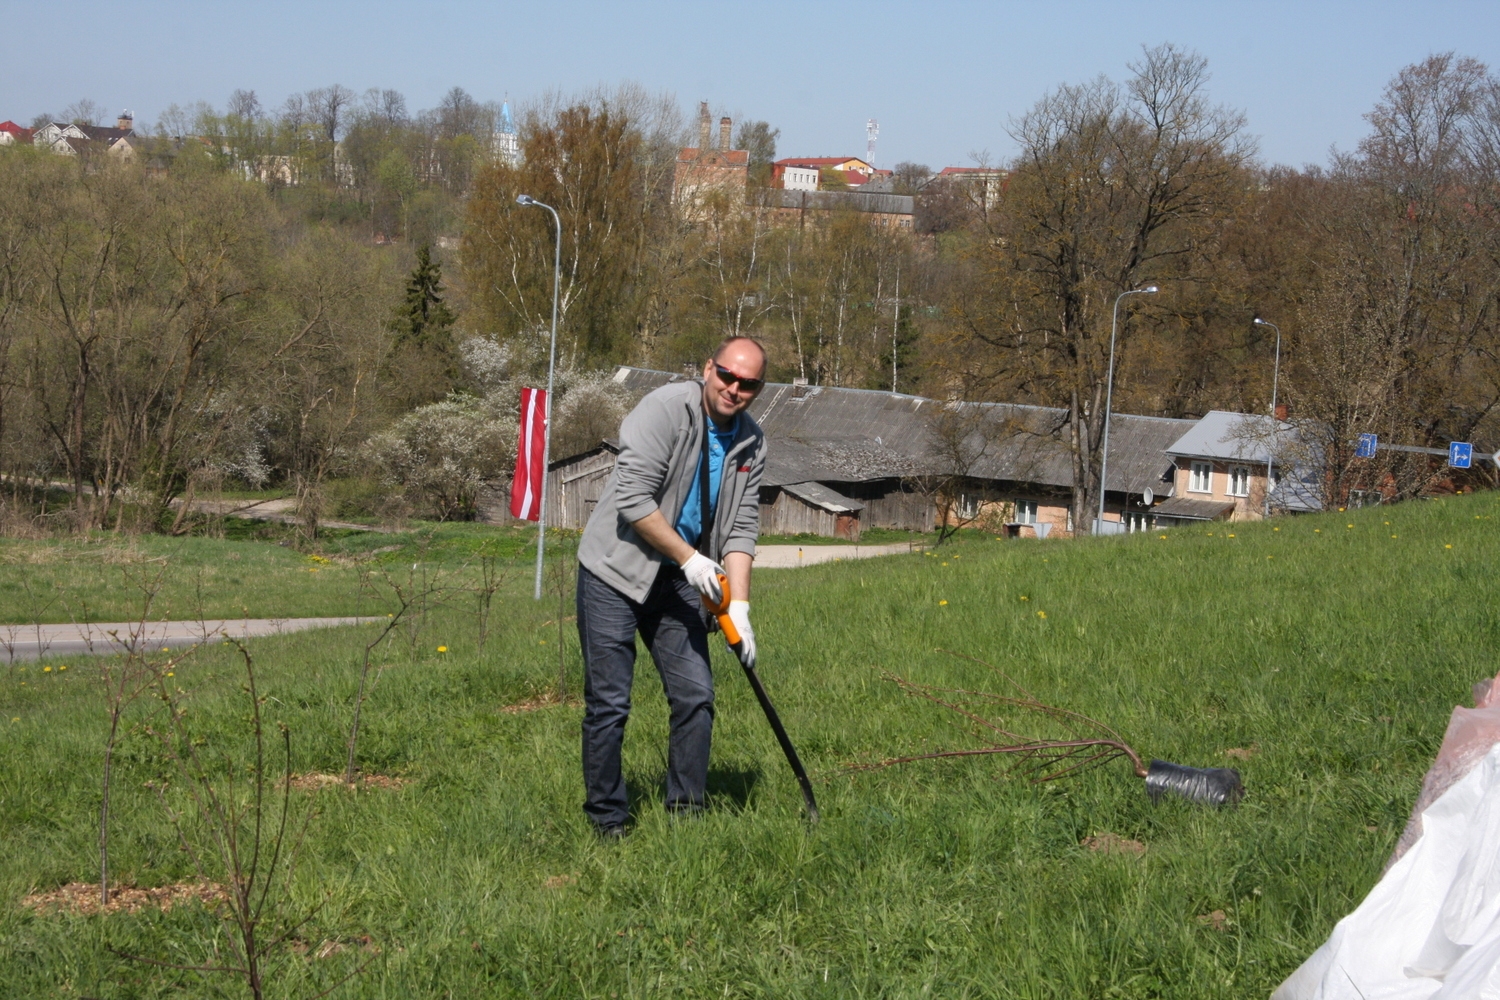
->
[[1356, 433, 1378, 458], [1450, 442, 1473, 468]]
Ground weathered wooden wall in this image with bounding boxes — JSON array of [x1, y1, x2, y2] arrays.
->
[[758, 490, 849, 538]]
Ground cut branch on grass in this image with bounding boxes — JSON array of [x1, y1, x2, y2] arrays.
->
[[849, 651, 1148, 782]]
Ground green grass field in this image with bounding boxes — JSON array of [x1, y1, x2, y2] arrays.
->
[[2, 495, 1497, 998]]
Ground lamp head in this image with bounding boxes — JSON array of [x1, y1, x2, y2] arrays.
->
[[516, 194, 535, 206], [1254, 317, 1267, 326], [1142, 285, 1158, 294]]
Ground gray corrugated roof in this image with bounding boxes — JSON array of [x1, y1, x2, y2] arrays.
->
[[781, 481, 864, 513], [770, 189, 914, 216], [606, 367, 1193, 495], [1152, 497, 1236, 520], [1165, 410, 1290, 463]]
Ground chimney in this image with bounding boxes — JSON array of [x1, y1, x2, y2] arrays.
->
[[719, 117, 732, 152], [698, 102, 710, 151], [117, 109, 133, 132], [1274, 403, 1289, 421]]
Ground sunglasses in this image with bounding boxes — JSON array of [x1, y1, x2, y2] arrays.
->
[[714, 364, 764, 393]]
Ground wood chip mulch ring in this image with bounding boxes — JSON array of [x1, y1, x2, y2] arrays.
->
[[1197, 909, 1230, 931], [289, 934, 381, 959], [289, 772, 409, 792], [1081, 832, 1147, 857], [500, 691, 582, 714], [22, 881, 228, 916]]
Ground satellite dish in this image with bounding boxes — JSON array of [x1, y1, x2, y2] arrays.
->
[[1141, 488, 1154, 506]]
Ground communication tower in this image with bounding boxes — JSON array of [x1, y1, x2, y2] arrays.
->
[[866, 118, 879, 165]]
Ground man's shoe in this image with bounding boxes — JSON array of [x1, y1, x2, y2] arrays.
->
[[595, 823, 628, 840]]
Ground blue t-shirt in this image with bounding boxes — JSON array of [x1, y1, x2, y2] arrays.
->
[[675, 416, 738, 549]]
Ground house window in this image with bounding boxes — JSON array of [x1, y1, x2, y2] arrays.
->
[[956, 494, 980, 519], [1123, 511, 1150, 533], [1189, 462, 1213, 493], [1014, 500, 1038, 525], [1228, 466, 1250, 497]]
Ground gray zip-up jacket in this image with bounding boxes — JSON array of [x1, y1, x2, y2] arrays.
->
[[578, 380, 766, 603]]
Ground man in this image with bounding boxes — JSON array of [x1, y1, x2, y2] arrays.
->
[[575, 336, 768, 836]]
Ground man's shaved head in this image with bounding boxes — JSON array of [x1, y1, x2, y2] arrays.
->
[[712, 336, 767, 377]]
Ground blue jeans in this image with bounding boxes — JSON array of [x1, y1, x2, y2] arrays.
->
[[577, 564, 715, 829]]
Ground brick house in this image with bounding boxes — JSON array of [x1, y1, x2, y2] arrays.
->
[[1156, 410, 1320, 524], [672, 103, 748, 220]]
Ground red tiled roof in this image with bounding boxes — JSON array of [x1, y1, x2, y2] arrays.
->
[[0, 120, 32, 141], [773, 156, 875, 170]]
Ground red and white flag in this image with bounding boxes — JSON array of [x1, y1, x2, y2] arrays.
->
[[510, 387, 548, 521]]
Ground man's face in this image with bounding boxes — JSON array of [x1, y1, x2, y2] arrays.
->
[[702, 342, 766, 425]]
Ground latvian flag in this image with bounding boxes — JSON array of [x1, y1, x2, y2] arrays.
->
[[510, 387, 548, 521]]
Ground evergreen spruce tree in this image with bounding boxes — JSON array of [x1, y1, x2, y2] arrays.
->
[[384, 245, 459, 411]]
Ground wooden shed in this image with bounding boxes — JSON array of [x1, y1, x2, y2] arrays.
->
[[544, 441, 619, 530], [760, 481, 864, 539]]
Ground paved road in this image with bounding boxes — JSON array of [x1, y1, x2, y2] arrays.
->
[[755, 542, 923, 568], [0, 617, 377, 662]]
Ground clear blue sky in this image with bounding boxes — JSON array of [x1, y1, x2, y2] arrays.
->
[[5, 0, 1498, 170]]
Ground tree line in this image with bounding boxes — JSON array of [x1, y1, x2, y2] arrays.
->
[[6, 50, 1500, 534]]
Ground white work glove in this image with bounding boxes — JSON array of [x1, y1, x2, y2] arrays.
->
[[728, 600, 756, 668], [680, 552, 725, 604]]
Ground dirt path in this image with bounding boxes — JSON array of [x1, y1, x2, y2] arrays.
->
[[1, 617, 378, 662], [755, 542, 924, 568]]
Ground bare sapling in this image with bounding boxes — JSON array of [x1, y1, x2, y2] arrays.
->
[[138, 641, 363, 1000], [22, 577, 60, 661], [474, 543, 505, 653], [547, 530, 576, 699], [344, 556, 452, 785], [95, 561, 176, 908]]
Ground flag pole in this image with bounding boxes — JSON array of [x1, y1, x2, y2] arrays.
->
[[518, 195, 562, 600]]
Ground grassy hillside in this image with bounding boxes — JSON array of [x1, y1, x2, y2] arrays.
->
[[2, 495, 1497, 997]]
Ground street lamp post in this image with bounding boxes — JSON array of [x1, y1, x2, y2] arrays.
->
[[1254, 317, 1282, 518], [1095, 286, 1159, 535], [518, 194, 562, 600]]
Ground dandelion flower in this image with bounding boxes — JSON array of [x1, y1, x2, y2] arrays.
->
[[1347, 524, 1354, 529], [438, 645, 449, 652], [939, 600, 948, 606], [58, 665, 66, 671], [387, 613, 394, 618], [1315, 529, 1321, 533], [1019, 595, 1029, 601], [160, 647, 170, 653], [1273, 527, 1280, 532], [1228, 533, 1235, 538], [1159, 534, 1167, 539], [1339, 507, 1346, 512], [1037, 611, 1047, 619], [1446, 544, 1453, 549], [10, 718, 17, 722], [1392, 534, 1398, 538], [539, 640, 546, 645], [941, 562, 949, 566], [43, 666, 51, 673], [166, 672, 174, 677]]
